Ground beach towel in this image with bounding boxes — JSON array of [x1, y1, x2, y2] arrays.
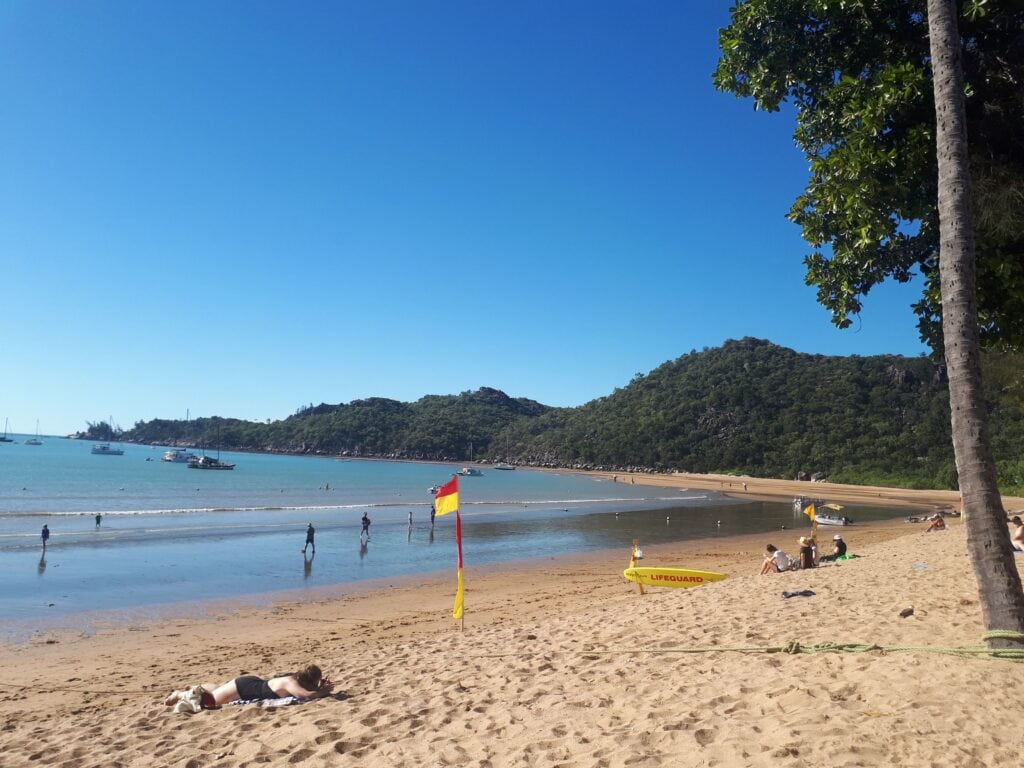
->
[[228, 696, 310, 708]]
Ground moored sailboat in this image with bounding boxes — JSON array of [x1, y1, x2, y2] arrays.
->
[[25, 420, 43, 445]]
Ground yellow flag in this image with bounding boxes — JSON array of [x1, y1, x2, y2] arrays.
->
[[804, 503, 816, 522], [453, 565, 464, 620]]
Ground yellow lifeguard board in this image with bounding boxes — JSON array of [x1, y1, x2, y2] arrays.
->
[[623, 566, 727, 589]]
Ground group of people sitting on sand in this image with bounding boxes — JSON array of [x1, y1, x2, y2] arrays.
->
[[759, 534, 847, 574]]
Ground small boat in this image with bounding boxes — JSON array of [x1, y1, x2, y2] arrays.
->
[[815, 513, 853, 526], [162, 448, 199, 463], [456, 467, 483, 476], [92, 415, 124, 455], [91, 443, 124, 456], [24, 420, 43, 445], [815, 505, 853, 525], [793, 496, 825, 514], [494, 436, 516, 470], [187, 455, 235, 470], [428, 485, 440, 494], [188, 423, 235, 469], [1, 418, 14, 443]]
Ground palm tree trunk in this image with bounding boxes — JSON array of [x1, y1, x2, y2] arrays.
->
[[928, 0, 1024, 646]]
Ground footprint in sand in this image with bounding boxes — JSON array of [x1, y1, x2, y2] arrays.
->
[[694, 727, 717, 746]]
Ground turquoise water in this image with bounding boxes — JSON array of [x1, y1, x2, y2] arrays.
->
[[0, 437, 906, 630]]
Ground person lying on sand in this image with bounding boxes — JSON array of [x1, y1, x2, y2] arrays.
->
[[925, 515, 947, 533], [760, 544, 790, 574], [163, 664, 334, 708]]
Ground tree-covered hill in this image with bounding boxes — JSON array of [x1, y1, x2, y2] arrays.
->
[[116, 386, 552, 462], [108, 339, 1024, 492]]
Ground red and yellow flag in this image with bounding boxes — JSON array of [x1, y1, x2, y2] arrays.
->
[[435, 476, 459, 516], [435, 476, 464, 620]]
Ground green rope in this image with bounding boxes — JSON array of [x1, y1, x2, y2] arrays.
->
[[469, 636, 1024, 662], [981, 629, 1024, 641], [978, 629, 1024, 660]]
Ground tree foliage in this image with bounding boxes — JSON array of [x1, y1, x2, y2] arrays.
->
[[714, 0, 1024, 351], [120, 339, 1024, 494]]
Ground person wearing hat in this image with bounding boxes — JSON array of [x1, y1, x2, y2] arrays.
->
[[797, 536, 816, 569], [820, 534, 847, 562]]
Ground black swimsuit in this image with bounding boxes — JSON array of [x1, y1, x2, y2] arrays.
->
[[234, 675, 278, 701]]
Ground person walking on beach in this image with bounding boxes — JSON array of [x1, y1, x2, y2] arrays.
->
[[95, 513, 102, 529], [430, 504, 436, 527], [407, 509, 413, 527], [361, 512, 371, 538], [303, 523, 315, 554], [41, 524, 50, 551]]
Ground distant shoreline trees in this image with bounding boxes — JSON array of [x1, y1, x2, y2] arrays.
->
[[117, 339, 1024, 496]]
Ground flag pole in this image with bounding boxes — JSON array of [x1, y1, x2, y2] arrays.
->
[[435, 474, 466, 629]]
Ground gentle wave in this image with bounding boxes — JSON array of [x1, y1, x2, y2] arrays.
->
[[0, 495, 706, 518]]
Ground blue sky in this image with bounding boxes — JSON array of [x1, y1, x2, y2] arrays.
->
[[0, 1, 928, 436]]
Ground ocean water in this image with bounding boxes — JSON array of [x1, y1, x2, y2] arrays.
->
[[0, 437, 906, 631]]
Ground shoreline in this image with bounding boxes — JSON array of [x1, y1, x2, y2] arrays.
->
[[3, 469, 1007, 647], [4, 478, 1024, 766]]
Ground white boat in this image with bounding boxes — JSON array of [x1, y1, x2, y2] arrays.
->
[[25, 420, 43, 445], [816, 503, 853, 526], [162, 448, 199, 463], [1, 418, 14, 443], [187, 454, 235, 470], [187, 424, 235, 470], [91, 443, 125, 456], [494, 435, 516, 470], [815, 513, 853, 526], [456, 467, 483, 476]]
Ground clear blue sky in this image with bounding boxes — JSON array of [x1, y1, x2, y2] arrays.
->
[[1, 1, 928, 436]]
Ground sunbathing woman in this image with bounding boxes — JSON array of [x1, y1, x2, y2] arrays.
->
[[164, 664, 334, 707]]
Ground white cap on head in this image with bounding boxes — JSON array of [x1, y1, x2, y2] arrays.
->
[[833, 534, 843, 540]]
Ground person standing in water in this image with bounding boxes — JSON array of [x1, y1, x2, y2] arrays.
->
[[361, 512, 371, 538], [95, 513, 102, 529], [303, 522, 315, 554], [430, 504, 436, 527], [41, 524, 50, 551]]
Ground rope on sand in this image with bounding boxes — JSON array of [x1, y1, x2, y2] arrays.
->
[[470, 634, 1024, 662]]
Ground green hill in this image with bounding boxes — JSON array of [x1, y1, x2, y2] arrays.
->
[[113, 339, 1024, 493]]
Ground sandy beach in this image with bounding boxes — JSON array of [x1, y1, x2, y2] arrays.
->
[[3, 478, 1024, 767]]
